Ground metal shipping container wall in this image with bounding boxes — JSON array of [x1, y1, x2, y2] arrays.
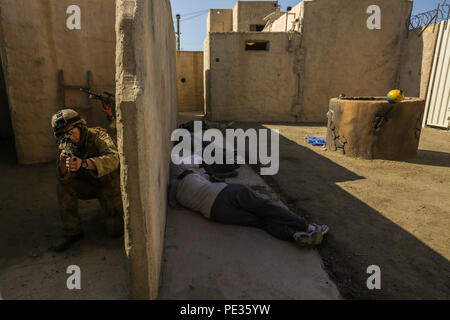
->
[[424, 21, 450, 129]]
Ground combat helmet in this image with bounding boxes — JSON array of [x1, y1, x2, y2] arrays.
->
[[51, 109, 87, 137]]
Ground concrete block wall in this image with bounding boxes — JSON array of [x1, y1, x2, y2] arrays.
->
[[0, 0, 116, 164], [116, 0, 177, 299], [177, 51, 204, 112]]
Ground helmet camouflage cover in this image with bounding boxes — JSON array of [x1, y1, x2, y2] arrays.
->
[[51, 109, 87, 137]]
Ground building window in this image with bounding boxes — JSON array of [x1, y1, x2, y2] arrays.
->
[[250, 24, 266, 32], [245, 41, 269, 51]]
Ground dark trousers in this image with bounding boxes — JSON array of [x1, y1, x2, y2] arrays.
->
[[57, 172, 123, 236], [210, 184, 308, 241]]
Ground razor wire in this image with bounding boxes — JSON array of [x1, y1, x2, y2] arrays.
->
[[408, 1, 450, 35]]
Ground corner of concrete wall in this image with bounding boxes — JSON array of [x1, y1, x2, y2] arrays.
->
[[233, 2, 239, 32], [116, 0, 177, 300], [203, 34, 211, 118]]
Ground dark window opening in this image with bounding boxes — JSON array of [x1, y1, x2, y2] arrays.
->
[[216, 58, 220, 62], [245, 41, 269, 51], [250, 24, 266, 32]]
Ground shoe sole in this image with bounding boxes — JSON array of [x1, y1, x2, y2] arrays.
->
[[295, 230, 323, 246]]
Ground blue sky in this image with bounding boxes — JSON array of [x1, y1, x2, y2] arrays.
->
[[170, 0, 445, 51]]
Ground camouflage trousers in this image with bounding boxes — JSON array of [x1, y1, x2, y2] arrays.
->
[[57, 171, 124, 237]]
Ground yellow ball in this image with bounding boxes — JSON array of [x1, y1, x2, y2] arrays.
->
[[387, 89, 404, 104]]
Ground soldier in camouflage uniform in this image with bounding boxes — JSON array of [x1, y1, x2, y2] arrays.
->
[[51, 109, 123, 252]]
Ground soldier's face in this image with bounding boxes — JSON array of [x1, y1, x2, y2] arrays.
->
[[66, 127, 81, 145]]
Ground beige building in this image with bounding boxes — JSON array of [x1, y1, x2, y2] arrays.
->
[[204, 0, 415, 123]]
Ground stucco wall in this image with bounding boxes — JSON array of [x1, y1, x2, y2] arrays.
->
[[205, 32, 302, 122], [206, 0, 413, 123], [265, 2, 304, 32], [177, 51, 203, 112], [207, 9, 233, 33], [116, 0, 177, 299], [204, 35, 211, 115], [399, 23, 440, 99], [298, 0, 413, 122], [0, 0, 116, 164], [233, 1, 278, 32]]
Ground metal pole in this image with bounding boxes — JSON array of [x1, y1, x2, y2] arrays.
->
[[176, 14, 181, 51], [433, 4, 440, 33]]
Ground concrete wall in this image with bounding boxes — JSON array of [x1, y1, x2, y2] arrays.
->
[[399, 23, 440, 99], [205, 32, 302, 122], [116, 0, 177, 299], [298, 0, 413, 122], [233, 1, 279, 32], [207, 9, 233, 33], [0, 0, 116, 164], [265, 2, 305, 32], [205, 0, 413, 123], [177, 51, 204, 112], [204, 35, 211, 115]]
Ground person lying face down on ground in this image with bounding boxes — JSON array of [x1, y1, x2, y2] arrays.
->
[[175, 120, 241, 176], [174, 154, 239, 182], [170, 170, 329, 246]]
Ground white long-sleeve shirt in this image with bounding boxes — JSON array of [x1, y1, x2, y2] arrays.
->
[[176, 173, 227, 218]]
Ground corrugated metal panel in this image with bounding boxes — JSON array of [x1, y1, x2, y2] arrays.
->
[[424, 21, 450, 129]]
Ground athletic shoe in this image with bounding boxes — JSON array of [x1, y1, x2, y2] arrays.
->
[[310, 223, 329, 236], [293, 228, 323, 246]]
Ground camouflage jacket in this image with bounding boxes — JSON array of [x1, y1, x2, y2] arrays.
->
[[57, 127, 120, 185]]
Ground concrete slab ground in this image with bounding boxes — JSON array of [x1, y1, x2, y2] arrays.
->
[[159, 164, 341, 300]]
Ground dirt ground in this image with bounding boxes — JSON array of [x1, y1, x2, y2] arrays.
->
[[236, 123, 449, 299], [0, 139, 129, 300], [0, 120, 448, 300]]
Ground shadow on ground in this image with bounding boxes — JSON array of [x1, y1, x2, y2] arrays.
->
[[233, 123, 450, 299], [402, 149, 450, 168]]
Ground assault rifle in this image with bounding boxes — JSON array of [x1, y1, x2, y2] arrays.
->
[[80, 88, 116, 121], [61, 133, 77, 161]]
